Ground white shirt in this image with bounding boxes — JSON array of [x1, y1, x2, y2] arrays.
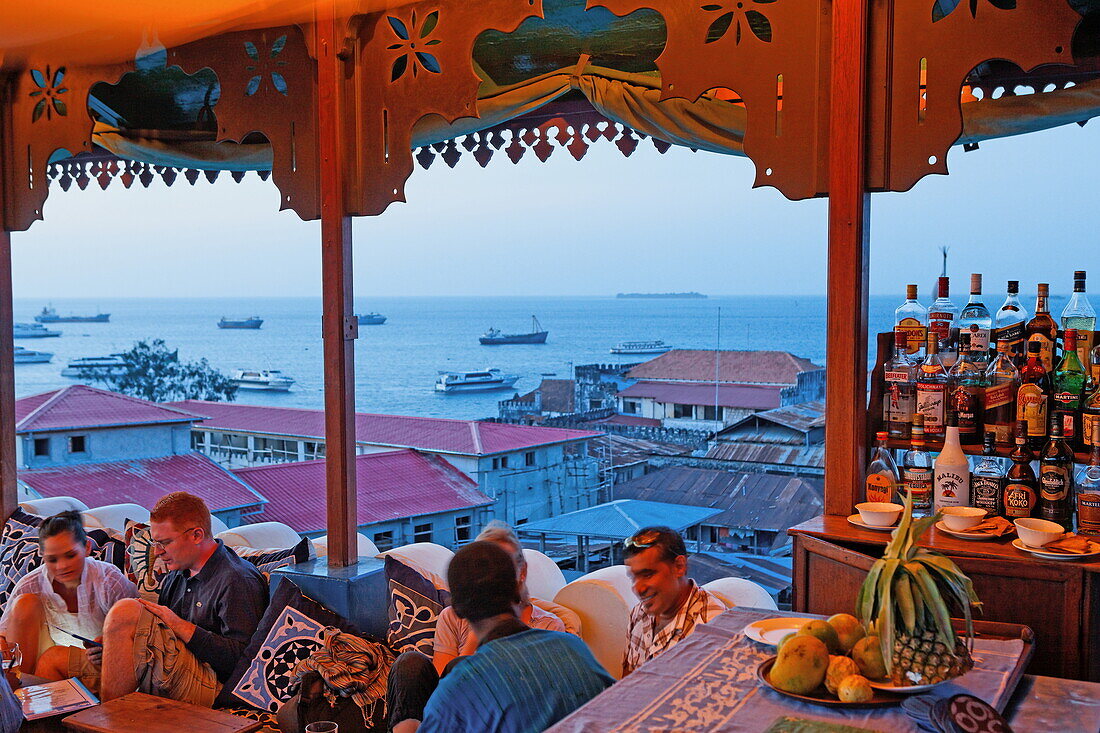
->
[[0, 558, 137, 646]]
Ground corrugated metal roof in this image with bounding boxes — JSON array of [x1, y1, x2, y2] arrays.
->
[[703, 443, 825, 468], [167, 400, 597, 456], [17, 385, 202, 433], [626, 350, 822, 385], [232, 449, 493, 534], [688, 552, 793, 596], [517, 499, 720, 539], [588, 434, 691, 467], [618, 381, 782, 410], [20, 452, 265, 513], [590, 414, 662, 428], [537, 379, 575, 413], [718, 401, 825, 439]]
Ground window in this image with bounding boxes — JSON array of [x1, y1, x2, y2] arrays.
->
[[33, 438, 49, 457], [455, 515, 471, 543], [68, 435, 86, 454], [525, 451, 536, 467], [673, 403, 694, 419], [622, 400, 640, 415], [413, 523, 433, 544], [588, 399, 602, 410], [701, 405, 719, 421], [500, 455, 509, 469], [373, 531, 394, 552]]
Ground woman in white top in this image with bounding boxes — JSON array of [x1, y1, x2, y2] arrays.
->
[[0, 511, 137, 688]]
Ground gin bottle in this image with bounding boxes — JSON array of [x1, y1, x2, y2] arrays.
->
[[895, 284, 928, 357], [883, 330, 916, 440], [1061, 270, 1096, 369], [958, 274, 992, 363], [994, 280, 1028, 365]]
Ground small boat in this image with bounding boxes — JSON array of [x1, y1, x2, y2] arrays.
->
[[61, 354, 130, 378], [14, 322, 61, 338], [231, 369, 295, 392], [357, 313, 387, 325], [610, 339, 673, 355], [435, 369, 519, 393], [14, 346, 52, 364], [218, 316, 263, 329], [479, 316, 548, 345], [34, 305, 110, 323]]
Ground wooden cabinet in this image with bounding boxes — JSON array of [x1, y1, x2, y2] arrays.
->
[[790, 515, 1100, 681]]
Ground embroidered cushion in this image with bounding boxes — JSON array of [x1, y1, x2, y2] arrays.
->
[[0, 509, 43, 607], [385, 555, 450, 656], [124, 520, 165, 597], [234, 538, 314, 579], [86, 528, 127, 572]]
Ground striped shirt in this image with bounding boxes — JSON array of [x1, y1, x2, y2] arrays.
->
[[419, 628, 614, 733], [622, 581, 725, 676]]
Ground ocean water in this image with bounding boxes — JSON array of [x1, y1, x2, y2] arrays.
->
[[12, 294, 1074, 420]]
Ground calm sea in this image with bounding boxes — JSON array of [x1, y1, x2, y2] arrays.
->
[[12, 294, 1074, 421]]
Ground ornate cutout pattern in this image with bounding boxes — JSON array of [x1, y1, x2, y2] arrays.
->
[[387, 10, 443, 82], [244, 35, 289, 96], [28, 66, 69, 122]]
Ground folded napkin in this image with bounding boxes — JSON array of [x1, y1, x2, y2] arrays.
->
[[1039, 534, 1095, 555], [964, 515, 1014, 536]]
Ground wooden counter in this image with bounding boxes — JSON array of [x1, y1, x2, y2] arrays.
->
[[789, 515, 1100, 681]]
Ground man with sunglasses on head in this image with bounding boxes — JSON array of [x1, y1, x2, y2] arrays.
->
[[621, 526, 725, 677], [99, 492, 268, 705]]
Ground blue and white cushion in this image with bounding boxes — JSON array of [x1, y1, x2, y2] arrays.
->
[[0, 509, 43, 607], [385, 556, 450, 656]]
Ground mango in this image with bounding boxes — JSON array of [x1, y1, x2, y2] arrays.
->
[[825, 655, 860, 695], [797, 619, 842, 654], [837, 674, 874, 703], [770, 636, 828, 694], [827, 613, 866, 654], [777, 632, 797, 651], [851, 635, 887, 680]]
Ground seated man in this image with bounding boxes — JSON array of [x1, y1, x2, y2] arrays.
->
[[0, 511, 137, 691], [99, 492, 268, 706], [621, 526, 725, 677], [388, 542, 613, 733], [432, 521, 566, 675]]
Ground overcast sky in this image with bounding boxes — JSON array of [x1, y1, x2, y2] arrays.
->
[[11, 120, 1099, 299]]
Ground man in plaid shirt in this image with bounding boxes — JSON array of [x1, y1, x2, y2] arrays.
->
[[621, 526, 726, 676]]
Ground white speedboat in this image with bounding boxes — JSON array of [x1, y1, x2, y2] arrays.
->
[[610, 339, 672, 355], [231, 369, 295, 392], [61, 354, 129, 378], [14, 346, 52, 364], [434, 369, 519, 393], [14, 322, 61, 338]]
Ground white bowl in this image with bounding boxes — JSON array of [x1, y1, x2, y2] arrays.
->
[[1014, 518, 1065, 548], [855, 502, 904, 527], [941, 506, 986, 532]]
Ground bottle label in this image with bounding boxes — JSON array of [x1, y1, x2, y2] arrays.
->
[[1078, 490, 1100, 536], [953, 386, 981, 436], [984, 382, 1014, 410], [1040, 465, 1071, 501], [916, 384, 946, 431], [935, 468, 967, 508], [903, 467, 933, 510], [1076, 330, 1095, 369], [1004, 482, 1036, 518], [884, 383, 914, 424], [895, 320, 926, 355], [1054, 390, 1081, 409], [1084, 413, 1100, 448], [971, 475, 1003, 515], [865, 473, 894, 503], [967, 328, 991, 353], [1055, 410, 1077, 441], [1017, 383, 1047, 438], [1028, 333, 1055, 372], [994, 321, 1024, 350], [929, 314, 953, 343]]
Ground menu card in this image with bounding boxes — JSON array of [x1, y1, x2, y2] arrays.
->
[[14, 678, 98, 720]]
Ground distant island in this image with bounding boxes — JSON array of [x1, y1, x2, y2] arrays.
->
[[616, 292, 708, 299]]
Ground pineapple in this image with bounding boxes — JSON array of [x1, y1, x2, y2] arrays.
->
[[855, 494, 981, 686]]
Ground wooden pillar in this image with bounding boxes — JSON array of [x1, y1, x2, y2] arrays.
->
[[825, 0, 872, 516], [0, 232, 15, 520], [316, 2, 358, 567]]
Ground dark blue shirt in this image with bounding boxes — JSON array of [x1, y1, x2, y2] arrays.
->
[[157, 540, 268, 681], [419, 629, 614, 733]]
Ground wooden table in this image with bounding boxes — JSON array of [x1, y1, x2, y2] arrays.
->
[[62, 693, 262, 733], [789, 514, 1100, 681]]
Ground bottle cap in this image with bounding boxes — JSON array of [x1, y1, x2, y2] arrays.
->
[[1038, 283, 1050, 296], [876, 431, 888, 441], [1075, 270, 1086, 280], [895, 330, 909, 348], [1015, 419, 1028, 442], [911, 413, 925, 427], [1007, 280, 1019, 294], [970, 273, 982, 294], [938, 276, 950, 298], [1028, 340, 1041, 353], [906, 284, 918, 300]]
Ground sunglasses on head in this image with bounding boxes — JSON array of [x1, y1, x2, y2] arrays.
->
[[623, 530, 662, 550]]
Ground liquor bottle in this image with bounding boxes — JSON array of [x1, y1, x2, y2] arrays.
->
[[934, 415, 970, 512], [865, 431, 900, 504], [1090, 342, 1100, 386], [902, 414, 934, 517], [1026, 283, 1058, 373], [1084, 378, 1100, 451], [971, 432, 1006, 518], [1061, 270, 1096, 368], [1077, 420, 1100, 536], [947, 331, 984, 445], [1052, 328, 1087, 445], [984, 339, 1021, 448], [1039, 420, 1075, 531], [883, 330, 916, 440], [929, 276, 959, 364], [1004, 420, 1038, 519], [916, 332, 948, 438], [895, 284, 928, 357], [994, 280, 1028, 365], [958, 274, 993, 363], [1017, 340, 1051, 451]]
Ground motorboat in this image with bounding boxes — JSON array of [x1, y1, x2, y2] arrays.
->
[[610, 340, 673, 355], [231, 369, 295, 391], [61, 354, 130, 378], [479, 316, 548, 345], [434, 369, 519, 393], [14, 346, 52, 364], [218, 316, 263, 329], [14, 322, 61, 338], [34, 305, 109, 323], [357, 313, 387, 325]]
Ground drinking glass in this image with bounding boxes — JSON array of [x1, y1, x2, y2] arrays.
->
[[305, 723, 338, 733], [1, 642, 21, 688]]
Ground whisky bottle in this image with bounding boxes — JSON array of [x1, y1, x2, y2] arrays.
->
[[903, 414, 934, 517], [1077, 421, 1100, 536], [984, 339, 1021, 448], [971, 432, 1006, 518], [935, 415, 970, 512], [895, 284, 928, 357], [1061, 270, 1096, 369], [958, 274, 993, 363], [916, 333, 948, 438], [1004, 420, 1038, 520], [947, 331, 985, 445], [1039, 420, 1075, 531], [1052, 328, 1087, 445], [1017, 340, 1051, 451], [883, 330, 916, 440], [865, 431, 900, 504], [1026, 283, 1058, 373], [994, 280, 1028, 365], [929, 276, 959, 364]]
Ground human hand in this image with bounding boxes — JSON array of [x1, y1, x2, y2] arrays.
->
[[86, 639, 103, 667], [137, 599, 195, 642]]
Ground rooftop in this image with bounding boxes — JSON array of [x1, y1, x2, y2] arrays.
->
[[702, 442, 826, 469], [516, 499, 721, 539], [626, 350, 822, 386], [168, 400, 598, 456], [618, 381, 784, 411], [232, 449, 493, 534], [588, 433, 691, 468], [17, 385, 203, 433]]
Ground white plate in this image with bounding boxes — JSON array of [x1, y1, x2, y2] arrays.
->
[[847, 514, 898, 532], [934, 520, 1005, 541], [743, 617, 810, 646], [1011, 537, 1100, 560], [867, 678, 940, 694]]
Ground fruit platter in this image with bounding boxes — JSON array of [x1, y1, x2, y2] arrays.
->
[[759, 495, 982, 706]]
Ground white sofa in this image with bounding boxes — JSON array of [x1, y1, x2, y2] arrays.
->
[[311, 533, 380, 559], [216, 521, 300, 549]]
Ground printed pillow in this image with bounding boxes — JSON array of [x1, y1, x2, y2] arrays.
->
[[385, 555, 450, 656], [235, 537, 314, 579], [124, 520, 166, 596], [0, 509, 43, 607], [216, 579, 379, 713], [87, 528, 127, 572]]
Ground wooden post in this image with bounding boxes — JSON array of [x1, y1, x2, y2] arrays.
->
[[0, 232, 15, 520], [315, 2, 358, 567], [825, 0, 871, 516]]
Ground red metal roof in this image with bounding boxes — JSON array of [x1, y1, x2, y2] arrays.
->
[[168, 401, 598, 456], [17, 385, 203, 433], [232, 449, 493, 533], [590, 414, 662, 428], [626, 350, 822, 386], [617, 381, 783, 410], [19, 452, 266, 514]]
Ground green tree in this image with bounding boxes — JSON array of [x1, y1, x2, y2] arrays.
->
[[81, 339, 238, 402]]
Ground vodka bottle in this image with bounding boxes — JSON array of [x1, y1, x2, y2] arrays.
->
[[1061, 270, 1096, 369], [934, 416, 970, 511], [916, 333, 948, 438], [1077, 421, 1100, 536], [994, 280, 1028, 365], [1017, 340, 1051, 451], [971, 433, 1006, 518], [902, 414, 934, 517], [1052, 329, 1087, 445], [882, 330, 916, 440], [958, 274, 993, 363], [895, 284, 928, 358], [947, 331, 985, 445], [1026, 283, 1058, 373], [928, 276, 959, 365], [984, 339, 1020, 448], [1039, 420, 1075, 531], [1005, 420, 1038, 520], [865, 431, 900, 504]]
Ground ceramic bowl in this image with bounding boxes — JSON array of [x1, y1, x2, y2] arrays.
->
[[940, 506, 986, 532], [1014, 518, 1065, 547], [855, 502, 904, 527]]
